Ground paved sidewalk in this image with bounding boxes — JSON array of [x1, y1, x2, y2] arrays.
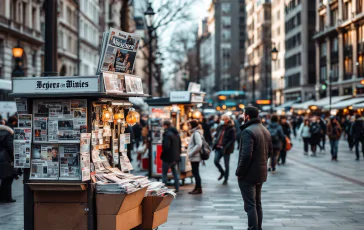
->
[[1, 138, 364, 230]]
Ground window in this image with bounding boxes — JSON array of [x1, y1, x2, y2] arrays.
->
[[331, 37, 338, 52], [276, 10, 280, 21], [331, 8, 338, 26], [32, 7, 36, 29], [320, 42, 326, 58], [67, 7, 72, 23], [344, 58, 353, 79], [319, 14, 325, 30], [358, 25, 364, 43], [68, 36, 72, 52], [358, 0, 363, 13], [344, 30, 352, 46], [222, 30, 231, 42], [222, 3, 231, 14], [285, 73, 300, 88], [222, 16, 231, 29], [343, 1, 350, 21], [32, 51, 36, 67], [320, 66, 327, 81], [60, 1, 63, 17], [285, 12, 301, 33], [285, 53, 301, 70]]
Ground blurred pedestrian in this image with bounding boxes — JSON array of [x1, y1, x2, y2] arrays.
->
[[279, 116, 291, 165], [351, 114, 364, 161], [124, 126, 134, 162], [161, 120, 181, 192], [187, 120, 203, 194], [0, 123, 16, 203], [291, 115, 297, 138], [298, 119, 311, 155], [6, 116, 17, 129], [132, 121, 142, 149], [235, 115, 244, 148], [309, 116, 321, 156], [201, 117, 213, 146], [327, 117, 342, 161], [213, 115, 236, 185], [319, 115, 327, 151], [347, 116, 356, 152], [267, 115, 285, 173], [236, 106, 272, 230]]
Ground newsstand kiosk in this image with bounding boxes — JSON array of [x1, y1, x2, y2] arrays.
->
[[11, 75, 174, 230], [145, 90, 205, 185]]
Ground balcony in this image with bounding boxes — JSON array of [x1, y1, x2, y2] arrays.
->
[[0, 16, 43, 44], [0, 15, 10, 26], [344, 45, 353, 57]]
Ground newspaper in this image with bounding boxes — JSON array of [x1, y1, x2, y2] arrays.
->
[[14, 140, 31, 168], [103, 72, 126, 93], [59, 144, 80, 180], [34, 117, 47, 142], [124, 75, 143, 94], [30, 144, 59, 180], [15, 98, 27, 113], [18, 114, 32, 128], [81, 154, 91, 181], [80, 133, 91, 154], [119, 134, 126, 151], [120, 152, 133, 172], [14, 128, 32, 141], [112, 139, 119, 164], [99, 28, 141, 74]]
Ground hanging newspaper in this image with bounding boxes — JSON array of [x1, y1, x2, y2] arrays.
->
[[30, 144, 59, 180], [59, 144, 80, 180], [80, 133, 91, 181], [18, 114, 32, 128], [15, 98, 27, 113], [112, 139, 119, 164], [99, 28, 141, 74], [14, 140, 31, 168], [14, 128, 32, 141], [33, 117, 47, 142], [120, 152, 133, 172], [124, 75, 143, 94], [80, 133, 91, 154]]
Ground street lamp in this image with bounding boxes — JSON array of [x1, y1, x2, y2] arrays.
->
[[12, 42, 25, 78], [144, 2, 155, 97], [271, 46, 279, 113]]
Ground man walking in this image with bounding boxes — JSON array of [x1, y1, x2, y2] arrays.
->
[[213, 115, 236, 185], [161, 120, 181, 192], [351, 114, 364, 161], [236, 106, 272, 230]]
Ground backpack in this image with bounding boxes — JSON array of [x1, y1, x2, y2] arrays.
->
[[193, 132, 211, 160], [311, 123, 321, 135], [268, 125, 280, 145]]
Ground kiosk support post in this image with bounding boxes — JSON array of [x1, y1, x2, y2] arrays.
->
[[86, 98, 95, 230]]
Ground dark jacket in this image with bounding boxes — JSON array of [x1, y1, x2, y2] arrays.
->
[[132, 123, 142, 138], [0, 125, 15, 179], [267, 122, 285, 150], [236, 118, 272, 184], [281, 123, 291, 139], [213, 120, 236, 155], [351, 118, 364, 139], [161, 127, 181, 163], [327, 123, 342, 140], [201, 122, 212, 144]]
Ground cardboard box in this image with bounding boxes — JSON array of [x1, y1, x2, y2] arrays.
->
[[141, 195, 174, 230], [34, 203, 88, 230], [34, 190, 88, 203], [96, 187, 147, 215], [97, 205, 142, 230]]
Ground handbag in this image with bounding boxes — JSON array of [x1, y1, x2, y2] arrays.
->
[[285, 137, 292, 151]]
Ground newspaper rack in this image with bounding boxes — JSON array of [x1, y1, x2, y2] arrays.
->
[[11, 75, 149, 230]]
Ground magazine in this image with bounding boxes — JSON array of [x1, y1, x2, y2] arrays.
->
[[59, 144, 80, 180], [99, 28, 141, 74], [14, 140, 31, 168], [124, 74, 143, 94], [18, 114, 32, 128], [30, 144, 59, 180], [14, 128, 32, 141]]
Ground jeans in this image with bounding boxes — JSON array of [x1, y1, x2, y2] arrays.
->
[[0, 176, 14, 201], [162, 161, 179, 191], [303, 137, 310, 153], [214, 148, 230, 180], [330, 140, 339, 157], [355, 138, 364, 159], [269, 149, 280, 170], [347, 135, 354, 150], [191, 162, 202, 189], [320, 134, 326, 150], [238, 180, 263, 230]]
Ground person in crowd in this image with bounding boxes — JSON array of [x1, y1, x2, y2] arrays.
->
[[298, 119, 311, 155], [347, 116, 356, 152], [161, 120, 181, 192], [279, 116, 291, 165], [236, 106, 272, 230], [213, 115, 236, 185], [187, 120, 203, 194], [327, 117, 342, 161], [136, 139, 149, 168], [319, 115, 327, 152], [343, 115, 351, 139], [0, 123, 16, 203], [267, 115, 285, 173], [124, 126, 134, 162], [132, 121, 142, 149], [310, 116, 322, 156], [235, 115, 244, 147], [200, 117, 213, 146], [6, 116, 17, 129], [291, 115, 297, 138], [351, 114, 364, 161]]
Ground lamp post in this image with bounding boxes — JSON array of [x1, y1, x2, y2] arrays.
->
[[12, 42, 25, 78], [271, 46, 279, 114], [144, 2, 155, 97]]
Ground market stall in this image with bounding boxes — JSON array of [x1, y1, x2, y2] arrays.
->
[[145, 90, 205, 184]]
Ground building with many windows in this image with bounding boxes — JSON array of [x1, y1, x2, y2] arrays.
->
[[314, 0, 364, 98], [0, 0, 43, 100], [244, 0, 272, 102]]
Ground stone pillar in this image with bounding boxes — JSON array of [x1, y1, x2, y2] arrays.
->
[[352, 24, 359, 78], [315, 41, 321, 99], [326, 37, 331, 75], [27, 0, 32, 27], [338, 31, 344, 82], [5, 0, 10, 18], [338, 0, 343, 20]]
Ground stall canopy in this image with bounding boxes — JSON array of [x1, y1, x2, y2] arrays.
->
[[353, 102, 364, 109], [324, 97, 364, 109], [292, 100, 316, 110], [274, 101, 296, 111], [310, 95, 352, 109]]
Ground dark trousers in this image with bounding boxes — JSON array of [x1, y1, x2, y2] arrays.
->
[[355, 138, 364, 159], [191, 162, 201, 189], [348, 135, 354, 150], [270, 149, 280, 170], [135, 136, 142, 149], [214, 148, 230, 181], [330, 140, 339, 157], [238, 180, 263, 230], [162, 161, 179, 191], [0, 176, 14, 201], [279, 140, 287, 164], [303, 137, 310, 152], [320, 134, 326, 150]]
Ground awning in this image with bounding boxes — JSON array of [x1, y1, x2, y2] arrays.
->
[[325, 97, 364, 109], [275, 101, 296, 110], [292, 100, 316, 110], [310, 95, 352, 108], [0, 79, 12, 90], [353, 102, 364, 109]]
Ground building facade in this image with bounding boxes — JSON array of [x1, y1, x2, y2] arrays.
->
[[244, 0, 272, 102], [284, 0, 316, 102], [314, 0, 364, 98], [271, 0, 285, 104], [0, 0, 43, 100]]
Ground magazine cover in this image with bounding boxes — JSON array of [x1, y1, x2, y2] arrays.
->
[[124, 74, 143, 94], [59, 144, 81, 180], [14, 140, 31, 168], [100, 28, 141, 74], [30, 144, 59, 180]]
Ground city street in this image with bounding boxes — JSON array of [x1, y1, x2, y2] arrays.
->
[[1, 138, 364, 230]]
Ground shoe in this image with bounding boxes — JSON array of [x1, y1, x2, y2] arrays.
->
[[175, 189, 179, 193], [188, 188, 197, 194], [268, 168, 272, 172], [355, 158, 359, 161], [218, 172, 224, 181], [331, 156, 334, 161], [311, 153, 316, 157], [1, 199, 16, 203], [189, 188, 202, 195], [222, 180, 228, 185], [272, 169, 276, 174]]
